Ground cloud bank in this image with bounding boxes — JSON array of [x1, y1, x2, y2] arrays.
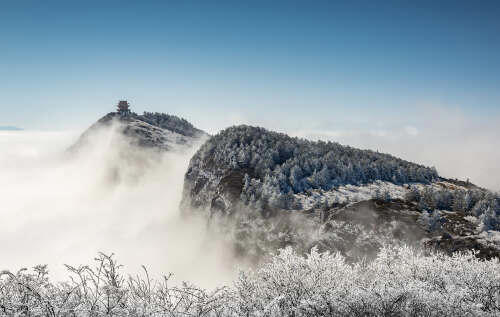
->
[[0, 128, 239, 288], [288, 106, 500, 192]]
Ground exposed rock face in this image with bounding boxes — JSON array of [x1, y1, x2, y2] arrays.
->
[[328, 199, 500, 260], [181, 125, 500, 260], [182, 163, 254, 217]]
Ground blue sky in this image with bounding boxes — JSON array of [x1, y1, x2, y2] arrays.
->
[[1, 0, 499, 132]]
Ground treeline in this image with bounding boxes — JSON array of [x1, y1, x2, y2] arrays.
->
[[195, 125, 438, 209]]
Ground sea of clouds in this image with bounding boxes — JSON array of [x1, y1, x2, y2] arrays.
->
[[0, 127, 241, 288], [1, 108, 498, 289]]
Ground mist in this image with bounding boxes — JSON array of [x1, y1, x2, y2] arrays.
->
[[0, 127, 240, 288]]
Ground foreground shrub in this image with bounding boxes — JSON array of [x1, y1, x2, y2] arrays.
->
[[1, 246, 499, 316], [233, 246, 500, 316]]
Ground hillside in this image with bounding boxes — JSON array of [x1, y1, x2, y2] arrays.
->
[[181, 125, 500, 260], [66, 106, 208, 187], [70, 110, 208, 153], [182, 125, 438, 214]]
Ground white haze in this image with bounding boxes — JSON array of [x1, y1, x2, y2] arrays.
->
[[0, 127, 241, 289]]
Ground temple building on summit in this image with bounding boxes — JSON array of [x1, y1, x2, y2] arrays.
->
[[116, 100, 131, 117]]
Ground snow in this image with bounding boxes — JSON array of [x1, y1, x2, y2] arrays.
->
[[295, 181, 409, 209]]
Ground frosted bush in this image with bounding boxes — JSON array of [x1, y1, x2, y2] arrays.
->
[[1, 247, 499, 316], [231, 246, 500, 316]]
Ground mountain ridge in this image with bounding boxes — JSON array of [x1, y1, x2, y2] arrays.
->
[[70, 110, 208, 153], [182, 124, 439, 215], [180, 124, 500, 261]]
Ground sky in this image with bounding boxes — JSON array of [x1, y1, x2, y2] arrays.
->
[[1, 1, 499, 188]]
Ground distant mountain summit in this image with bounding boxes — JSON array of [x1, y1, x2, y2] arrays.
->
[[70, 101, 208, 152], [0, 126, 23, 131]]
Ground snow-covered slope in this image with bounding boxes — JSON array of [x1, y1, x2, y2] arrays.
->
[[181, 125, 438, 215], [66, 111, 208, 188], [70, 112, 208, 153], [181, 125, 500, 260]]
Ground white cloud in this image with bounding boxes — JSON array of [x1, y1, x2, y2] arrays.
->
[[290, 129, 346, 140], [404, 125, 419, 136], [0, 128, 241, 288], [284, 105, 500, 192], [369, 129, 389, 137]]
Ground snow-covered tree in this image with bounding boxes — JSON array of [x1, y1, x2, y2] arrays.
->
[[479, 206, 499, 231], [2, 247, 500, 316], [188, 125, 440, 212]]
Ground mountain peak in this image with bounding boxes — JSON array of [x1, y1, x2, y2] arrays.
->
[[70, 102, 208, 152]]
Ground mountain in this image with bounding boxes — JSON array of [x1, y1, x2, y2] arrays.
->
[[67, 107, 208, 187], [0, 126, 23, 131], [181, 125, 500, 261], [70, 110, 208, 153]]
